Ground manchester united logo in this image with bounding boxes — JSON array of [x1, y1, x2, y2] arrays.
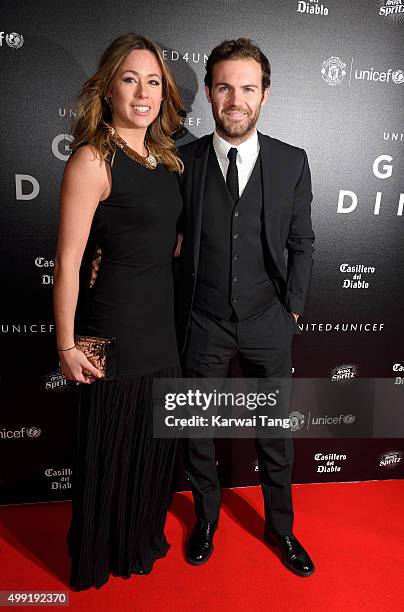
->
[[288, 411, 305, 432], [321, 56, 347, 86]]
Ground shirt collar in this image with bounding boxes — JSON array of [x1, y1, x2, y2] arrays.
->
[[213, 129, 259, 164]]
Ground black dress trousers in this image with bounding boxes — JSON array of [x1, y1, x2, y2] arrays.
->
[[183, 298, 297, 536]]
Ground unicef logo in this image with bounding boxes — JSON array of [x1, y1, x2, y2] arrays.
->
[[6, 32, 24, 49], [288, 411, 305, 432], [343, 414, 355, 424], [26, 426, 41, 438], [392, 70, 404, 84], [321, 56, 346, 86]]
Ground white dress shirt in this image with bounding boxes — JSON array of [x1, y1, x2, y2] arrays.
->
[[212, 129, 260, 198]]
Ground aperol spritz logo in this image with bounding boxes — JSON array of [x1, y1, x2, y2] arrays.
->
[[377, 0, 404, 23], [41, 370, 74, 393], [379, 450, 402, 467], [330, 364, 358, 382]]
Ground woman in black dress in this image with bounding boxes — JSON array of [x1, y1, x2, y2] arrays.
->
[[53, 33, 184, 591]]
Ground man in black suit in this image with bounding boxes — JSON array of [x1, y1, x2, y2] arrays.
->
[[177, 38, 315, 576]]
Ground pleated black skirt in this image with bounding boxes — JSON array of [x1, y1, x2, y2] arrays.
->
[[67, 365, 180, 591]]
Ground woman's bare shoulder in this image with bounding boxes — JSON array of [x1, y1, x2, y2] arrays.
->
[[67, 144, 107, 169], [62, 144, 110, 201]]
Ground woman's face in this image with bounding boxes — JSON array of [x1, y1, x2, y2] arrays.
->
[[109, 49, 163, 131]]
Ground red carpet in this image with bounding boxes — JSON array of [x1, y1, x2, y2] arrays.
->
[[1, 481, 403, 611]]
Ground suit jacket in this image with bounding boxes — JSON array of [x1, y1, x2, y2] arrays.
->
[[175, 131, 315, 353]]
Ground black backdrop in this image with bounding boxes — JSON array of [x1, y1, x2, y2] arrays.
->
[[0, 0, 403, 504]]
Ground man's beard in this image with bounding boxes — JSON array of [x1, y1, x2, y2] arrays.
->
[[213, 104, 261, 140]]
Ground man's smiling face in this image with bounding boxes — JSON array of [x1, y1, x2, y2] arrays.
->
[[205, 57, 269, 143]]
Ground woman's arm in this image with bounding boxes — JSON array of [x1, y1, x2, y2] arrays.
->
[[53, 145, 110, 383], [173, 233, 183, 258]]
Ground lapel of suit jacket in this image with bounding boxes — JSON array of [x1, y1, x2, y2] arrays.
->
[[191, 134, 212, 271], [258, 131, 286, 281]]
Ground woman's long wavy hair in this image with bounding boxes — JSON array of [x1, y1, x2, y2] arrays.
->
[[71, 33, 184, 173]]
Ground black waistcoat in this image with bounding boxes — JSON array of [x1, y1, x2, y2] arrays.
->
[[194, 145, 276, 320]]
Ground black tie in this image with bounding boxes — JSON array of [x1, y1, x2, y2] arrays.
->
[[226, 147, 239, 203]]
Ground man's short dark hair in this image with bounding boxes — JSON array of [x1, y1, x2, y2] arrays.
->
[[205, 38, 271, 92]]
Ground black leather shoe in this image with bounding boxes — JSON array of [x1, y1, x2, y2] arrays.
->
[[264, 530, 315, 577], [186, 521, 217, 565]]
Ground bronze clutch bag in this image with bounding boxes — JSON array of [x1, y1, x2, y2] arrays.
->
[[74, 335, 117, 380]]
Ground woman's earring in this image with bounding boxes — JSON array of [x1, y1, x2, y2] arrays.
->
[[104, 96, 112, 107]]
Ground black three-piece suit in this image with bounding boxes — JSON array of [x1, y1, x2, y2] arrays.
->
[[176, 132, 315, 535]]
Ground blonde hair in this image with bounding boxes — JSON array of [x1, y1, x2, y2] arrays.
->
[[71, 33, 184, 173]]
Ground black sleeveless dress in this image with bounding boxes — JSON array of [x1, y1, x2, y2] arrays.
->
[[68, 146, 182, 591]]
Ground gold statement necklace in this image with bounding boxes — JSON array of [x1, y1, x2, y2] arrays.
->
[[108, 126, 157, 170]]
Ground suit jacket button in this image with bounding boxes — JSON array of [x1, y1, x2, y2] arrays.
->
[[232, 296, 239, 303], [191, 273, 195, 279]]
